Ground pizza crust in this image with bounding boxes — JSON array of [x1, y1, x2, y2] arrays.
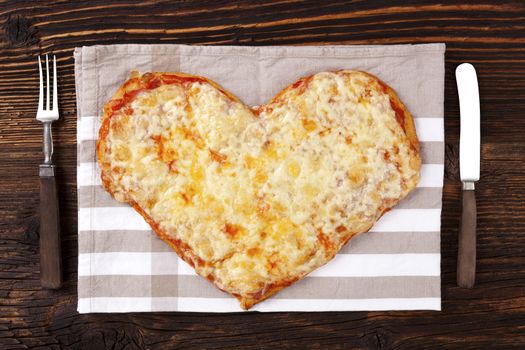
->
[[97, 70, 421, 309]]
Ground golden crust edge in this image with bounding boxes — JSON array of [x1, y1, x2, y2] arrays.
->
[[371, 71, 422, 189]]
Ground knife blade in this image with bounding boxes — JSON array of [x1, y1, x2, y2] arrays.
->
[[456, 63, 480, 288]]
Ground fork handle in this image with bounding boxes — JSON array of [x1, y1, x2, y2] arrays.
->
[[39, 165, 62, 289]]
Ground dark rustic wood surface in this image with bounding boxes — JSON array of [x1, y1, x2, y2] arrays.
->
[[1, 1, 524, 349]]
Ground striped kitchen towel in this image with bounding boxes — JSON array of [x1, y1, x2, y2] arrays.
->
[[74, 43, 445, 313]]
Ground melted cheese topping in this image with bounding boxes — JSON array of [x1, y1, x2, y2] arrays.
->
[[100, 71, 420, 301]]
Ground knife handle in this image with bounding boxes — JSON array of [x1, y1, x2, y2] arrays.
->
[[39, 165, 62, 289], [458, 185, 476, 288]]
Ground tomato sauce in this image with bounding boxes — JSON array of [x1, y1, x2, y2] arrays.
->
[[109, 74, 207, 118]]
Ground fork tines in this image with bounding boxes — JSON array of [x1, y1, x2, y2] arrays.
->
[[37, 55, 58, 121]]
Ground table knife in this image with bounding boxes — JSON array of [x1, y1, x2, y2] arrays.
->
[[456, 63, 480, 288]]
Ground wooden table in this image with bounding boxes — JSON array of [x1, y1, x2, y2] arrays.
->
[[1, 1, 524, 348]]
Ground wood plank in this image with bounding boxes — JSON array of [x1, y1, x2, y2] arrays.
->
[[1, 1, 524, 348]]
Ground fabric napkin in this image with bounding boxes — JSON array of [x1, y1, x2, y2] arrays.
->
[[74, 43, 445, 313]]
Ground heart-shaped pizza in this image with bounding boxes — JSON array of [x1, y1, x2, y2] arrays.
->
[[97, 70, 421, 309]]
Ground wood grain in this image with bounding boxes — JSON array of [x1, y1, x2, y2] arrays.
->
[[1, 0, 524, 349], [39, 172, 62, 290], [457, 189, 476, 289]]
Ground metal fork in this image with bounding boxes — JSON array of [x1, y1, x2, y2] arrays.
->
[[37, 55, 62, 289]]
